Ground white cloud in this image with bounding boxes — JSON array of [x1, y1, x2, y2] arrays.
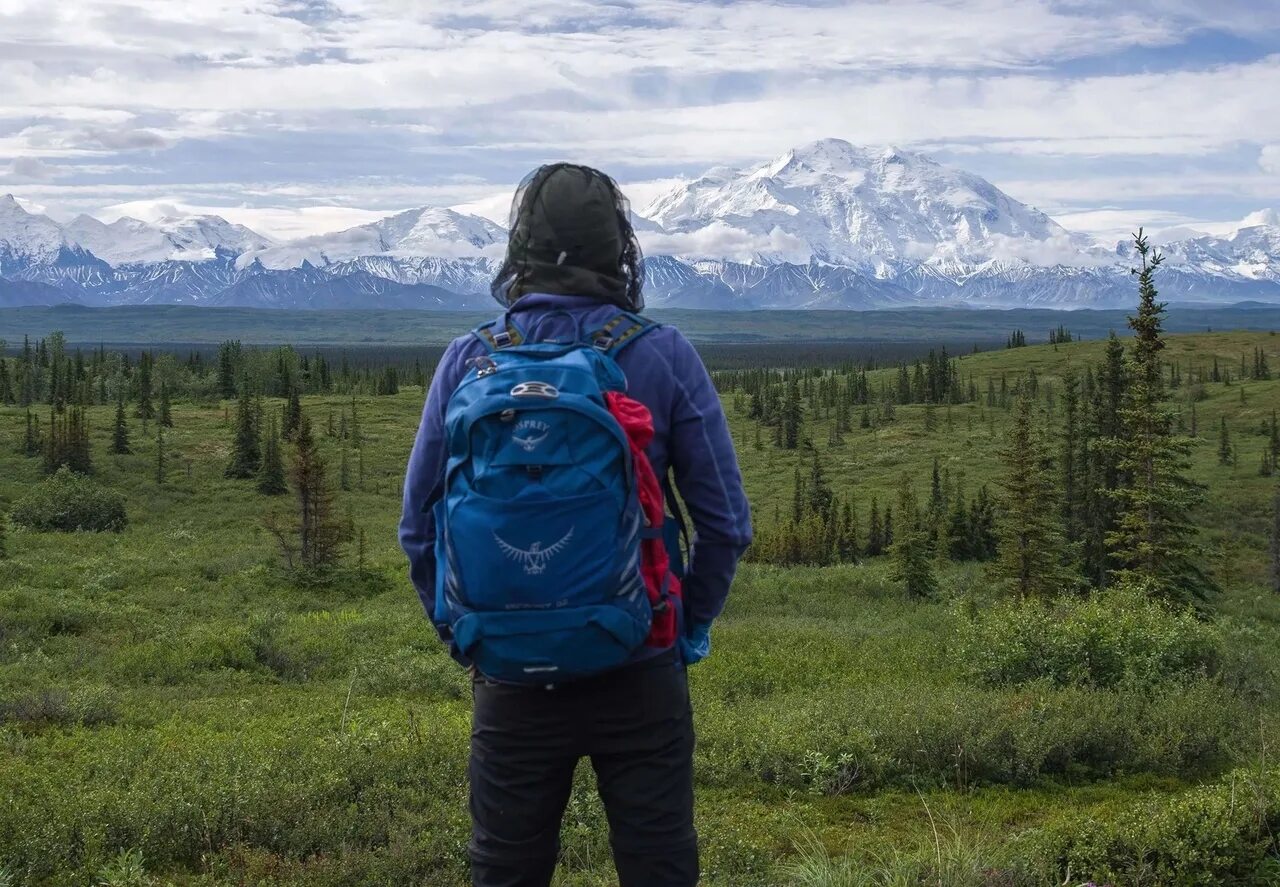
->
[[1, 0, 1277, 235], [639, 222, 812, 264], [1262, 144, 1280, 175]]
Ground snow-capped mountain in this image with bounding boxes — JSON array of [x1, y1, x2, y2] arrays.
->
[[239, 206, 505, 269], [0, 196, 275, 268], [643, 139, 1100, 269], [4, 139, 1280, 310]]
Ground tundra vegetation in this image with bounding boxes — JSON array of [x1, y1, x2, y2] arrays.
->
[[1, 247, 1279, 885]]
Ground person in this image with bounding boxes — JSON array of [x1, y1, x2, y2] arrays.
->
[[399, 163, 752, 887]]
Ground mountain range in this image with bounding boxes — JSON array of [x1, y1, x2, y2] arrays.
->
[[3, 139, 1279, 311]]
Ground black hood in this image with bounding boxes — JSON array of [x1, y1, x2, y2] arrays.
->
[[491, 163, 645, 312]]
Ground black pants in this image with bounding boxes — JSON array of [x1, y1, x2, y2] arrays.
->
[[468, 650, 698, 887]]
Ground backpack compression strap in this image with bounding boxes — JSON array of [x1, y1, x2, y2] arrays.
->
[[473, 317, 526, 351], [589, 311, 659, 356]]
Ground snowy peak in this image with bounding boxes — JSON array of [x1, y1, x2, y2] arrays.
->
[[0, 194, 65, 263], [0, 196, 274, 266], [155, 215, 275, 259], [642, 139, 1093, 268], [239, 205, 506, 269]]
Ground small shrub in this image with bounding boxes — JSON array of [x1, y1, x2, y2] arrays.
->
[[10, 467, 127, 533], [0, 687, 117, 730], [1013, 765, 1280, 885], [956, 591, 1220, 689]]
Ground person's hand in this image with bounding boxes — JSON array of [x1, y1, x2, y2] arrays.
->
[[679, 621, 711, 666]]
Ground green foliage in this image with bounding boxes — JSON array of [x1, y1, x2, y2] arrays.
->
[[993, 394, 1079, 598], [1016, 765, 1280, 886], [10, 466, 127, 532], [1108, 231, 1214, 603], [956, 591, 1221, 689]]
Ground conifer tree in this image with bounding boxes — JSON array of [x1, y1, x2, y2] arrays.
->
[[1219, 417, 1233, 466], [155, 425, 166, 485], [0, 511, 6, 559], [257, 416, 288, 495], [994, 395, 1078, 597], [1107, 230, 1212, 602], [225, 390, 262, 479], [159, 384, 173, 428], [889, 474, 936, 598], [111, 395, 131, 455], [22, 409, 40, 457], [1080, 333, 1127, 588], [282, 388, 303, 440], [135, 351, 154, 420], [1060, 367, 1084, 542], [968, 485, 998, 560], [866, 497, 884, 556], [289, 414, 349, 571]]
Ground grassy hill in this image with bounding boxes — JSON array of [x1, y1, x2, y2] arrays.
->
[[0, 329, 1277, 885]]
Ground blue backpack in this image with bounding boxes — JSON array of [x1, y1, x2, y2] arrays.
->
[[432, 311, 665, 683]]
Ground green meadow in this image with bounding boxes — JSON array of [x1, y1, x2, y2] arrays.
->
[[1, 327, 1279, 885]]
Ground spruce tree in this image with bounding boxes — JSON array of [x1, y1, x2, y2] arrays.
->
[[866, 498, 884, 556], [282, 388, 302, 441], [159, 384, 173, 427], [257, 416, 288, 495], [269, 413, 350, 573], [111, 395, 131, 455], [135, 352, 154, 421], [1218, 418, 1233, 466], [1080, 333, 1127, 588], [993, 395, 1079, 598], [889, 474, 936, 598], [155, 425, 166, 485], [1060, 367, 1084, 543], [1107, 230, 1212, 602], [225, 390, 262, 479]]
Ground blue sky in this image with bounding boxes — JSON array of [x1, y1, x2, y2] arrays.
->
[[1, 0, 1278, 242]]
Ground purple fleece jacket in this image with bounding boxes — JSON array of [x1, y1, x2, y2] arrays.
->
[[398, 292, 753, 644]]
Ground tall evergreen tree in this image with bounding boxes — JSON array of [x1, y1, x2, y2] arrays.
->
[[285, 414, 349, 571], [282, 388, 303, 440], [994, 395, 1079, 598], [158, 384, 173, 428], [1080, 333, 1127, 588], [1059, 367, 1084, 543], [866, 497, 884, 556], [1107, 230, 1213, 602], [155, 425, 166, 485], [135, 351, 155, 420], [889, 474, 937, 598], [225, 390, 262, 479], [111, 395, 131, 455], [1218, 418, 1233, 466], [257, 415, 288, 495]]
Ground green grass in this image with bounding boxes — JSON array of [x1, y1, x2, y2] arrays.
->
[[1, 330, 1279, 884]]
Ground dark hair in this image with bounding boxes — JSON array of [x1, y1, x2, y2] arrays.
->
[[491, 163, 645, 312]]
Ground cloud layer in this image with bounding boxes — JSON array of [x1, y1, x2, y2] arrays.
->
[[1, 0, 1277, 238]]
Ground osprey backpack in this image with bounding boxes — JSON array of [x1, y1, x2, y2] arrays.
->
[[432, 310, 684, 683]]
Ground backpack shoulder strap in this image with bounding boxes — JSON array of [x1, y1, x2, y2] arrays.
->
[[472, 315, 528, 352], [589, 311, 661, 358]]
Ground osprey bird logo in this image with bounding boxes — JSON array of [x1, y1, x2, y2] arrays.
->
[[494, 528, 575, 575], [512, 419, 551, 453]]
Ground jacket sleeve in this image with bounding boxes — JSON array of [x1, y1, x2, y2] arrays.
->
[[666, 329, 752, 626], [399, 338, 465, 626]]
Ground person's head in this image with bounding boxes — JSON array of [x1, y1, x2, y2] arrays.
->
[[491, 163, 644, 312]]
